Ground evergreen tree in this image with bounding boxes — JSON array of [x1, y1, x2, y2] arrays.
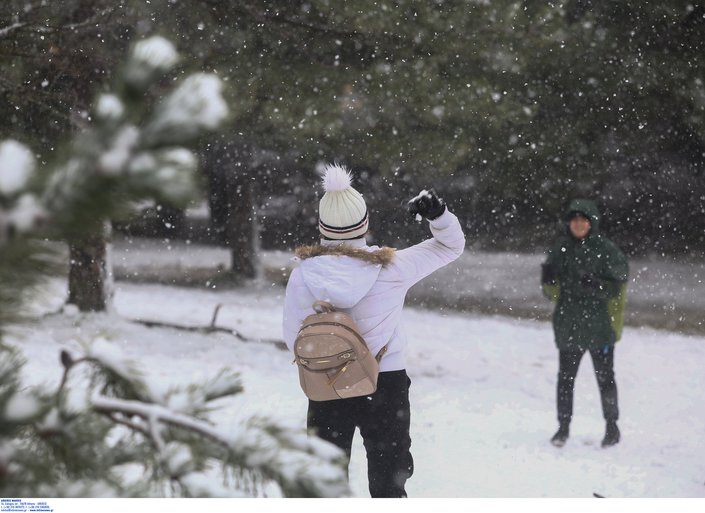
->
[[4, 1, 703, 255], [49, 35, 230, 310], [156, 0, 705, 253], [0, 36, 349, 498], [519, 0, 705, 253], [0, 1, 136, 148], [0, 341, 348, 497]]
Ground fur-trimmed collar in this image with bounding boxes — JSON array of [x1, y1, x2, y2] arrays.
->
[[295, 244, 395, 266]]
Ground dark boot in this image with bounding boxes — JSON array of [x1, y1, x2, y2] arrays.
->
[[550, 422, 570, 447], [601, 421, 620, 448]]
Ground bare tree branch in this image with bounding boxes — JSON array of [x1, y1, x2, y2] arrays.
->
[[148, 411, 166, 453], [128, 309, 287, 351], [0, 6, 118, 39], [106, 412, 150, 438], [92, 395, 229, 447], [0, 22, 26, 38]]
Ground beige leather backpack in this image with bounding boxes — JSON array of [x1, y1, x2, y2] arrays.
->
[[294, 301, 387, 401]]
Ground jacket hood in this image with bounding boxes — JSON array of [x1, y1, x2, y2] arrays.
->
[[296, 243, 394, 309], [564, 198, 601, 236]]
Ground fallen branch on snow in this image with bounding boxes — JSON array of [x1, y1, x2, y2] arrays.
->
[[128, 303, 287, 351]]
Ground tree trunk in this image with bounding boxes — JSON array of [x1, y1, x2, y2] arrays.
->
[[67, 224, 113, 312], [203, 139, 260, 280], [227, 178, 259, 279]]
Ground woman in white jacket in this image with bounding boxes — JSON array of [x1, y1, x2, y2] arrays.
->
[[282, 164, 465, 498]]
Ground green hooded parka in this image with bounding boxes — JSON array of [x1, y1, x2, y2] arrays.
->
[[542, 199, 629, 351]]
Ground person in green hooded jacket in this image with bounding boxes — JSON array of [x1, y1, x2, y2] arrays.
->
[[541, 199, 629, 448]]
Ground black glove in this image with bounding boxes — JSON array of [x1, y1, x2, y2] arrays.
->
[[580, 272, 602, 290], [407, 188, 446, 221], [541, 263, 558, 285]]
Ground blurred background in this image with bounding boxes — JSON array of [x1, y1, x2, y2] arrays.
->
[[2, 0, 703, 329], [3, 1, 704, 252]]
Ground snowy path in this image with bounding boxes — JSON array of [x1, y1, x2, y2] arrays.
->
[[12, 281, 705, 498]]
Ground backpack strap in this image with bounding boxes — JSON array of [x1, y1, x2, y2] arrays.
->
[[312, 300, 335, 313], [375, 345, 388, 363], [312, 300, 388, 363]]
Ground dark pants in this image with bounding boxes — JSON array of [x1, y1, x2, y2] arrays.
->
[[307, 370, 413, 498], [557, 345, 619, 424]]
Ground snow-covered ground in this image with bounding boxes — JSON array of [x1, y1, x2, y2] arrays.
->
[[111, 236, 705, 335], [9, 277, 705, 499]]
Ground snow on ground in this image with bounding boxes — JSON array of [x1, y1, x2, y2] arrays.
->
[[110, 236, 705, 335], [9, 279, 705, 499]]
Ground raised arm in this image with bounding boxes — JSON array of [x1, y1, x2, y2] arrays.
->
[[393, 189, 465, 286]]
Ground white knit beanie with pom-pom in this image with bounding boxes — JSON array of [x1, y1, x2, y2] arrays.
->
[[318, 163, 368, 240]]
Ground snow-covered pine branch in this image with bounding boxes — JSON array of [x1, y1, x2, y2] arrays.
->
[[38, 36, 229, 237], [142, 73, 230, 147], [0, 34, 230, 314], [123, 36, 180, 92], [0, 140, 36, 196], [90, 395, 350, 498], [0, 22, 26, 38], [80, 339, 349, 497], [0, 337, 349, 498], [0, 140, 46, 244]]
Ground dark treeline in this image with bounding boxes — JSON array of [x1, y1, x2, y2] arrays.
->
[[2, 1, 703, 258]]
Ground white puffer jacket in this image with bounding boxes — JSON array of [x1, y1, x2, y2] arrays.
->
[[282, 209, 465, 372]]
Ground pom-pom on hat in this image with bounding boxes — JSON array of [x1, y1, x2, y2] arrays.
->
[[318, 164, 368, 240]]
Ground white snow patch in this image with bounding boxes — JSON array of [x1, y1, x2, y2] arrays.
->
[[12, 276, 705, 499], [147, 74, 229, 140], [0, 440, 17, 465], [0, 139, 35, 196], [163, 442, 194, 476], [8, 193, 46, 233], [131, 36, 179, 73], [87, 337, 141, 383], [180, 472, 247, 498], [36, 408, 62, 434], [4, 391, 41, 421], [98, 126, 140, 176], [95, 94, 125, 121]]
